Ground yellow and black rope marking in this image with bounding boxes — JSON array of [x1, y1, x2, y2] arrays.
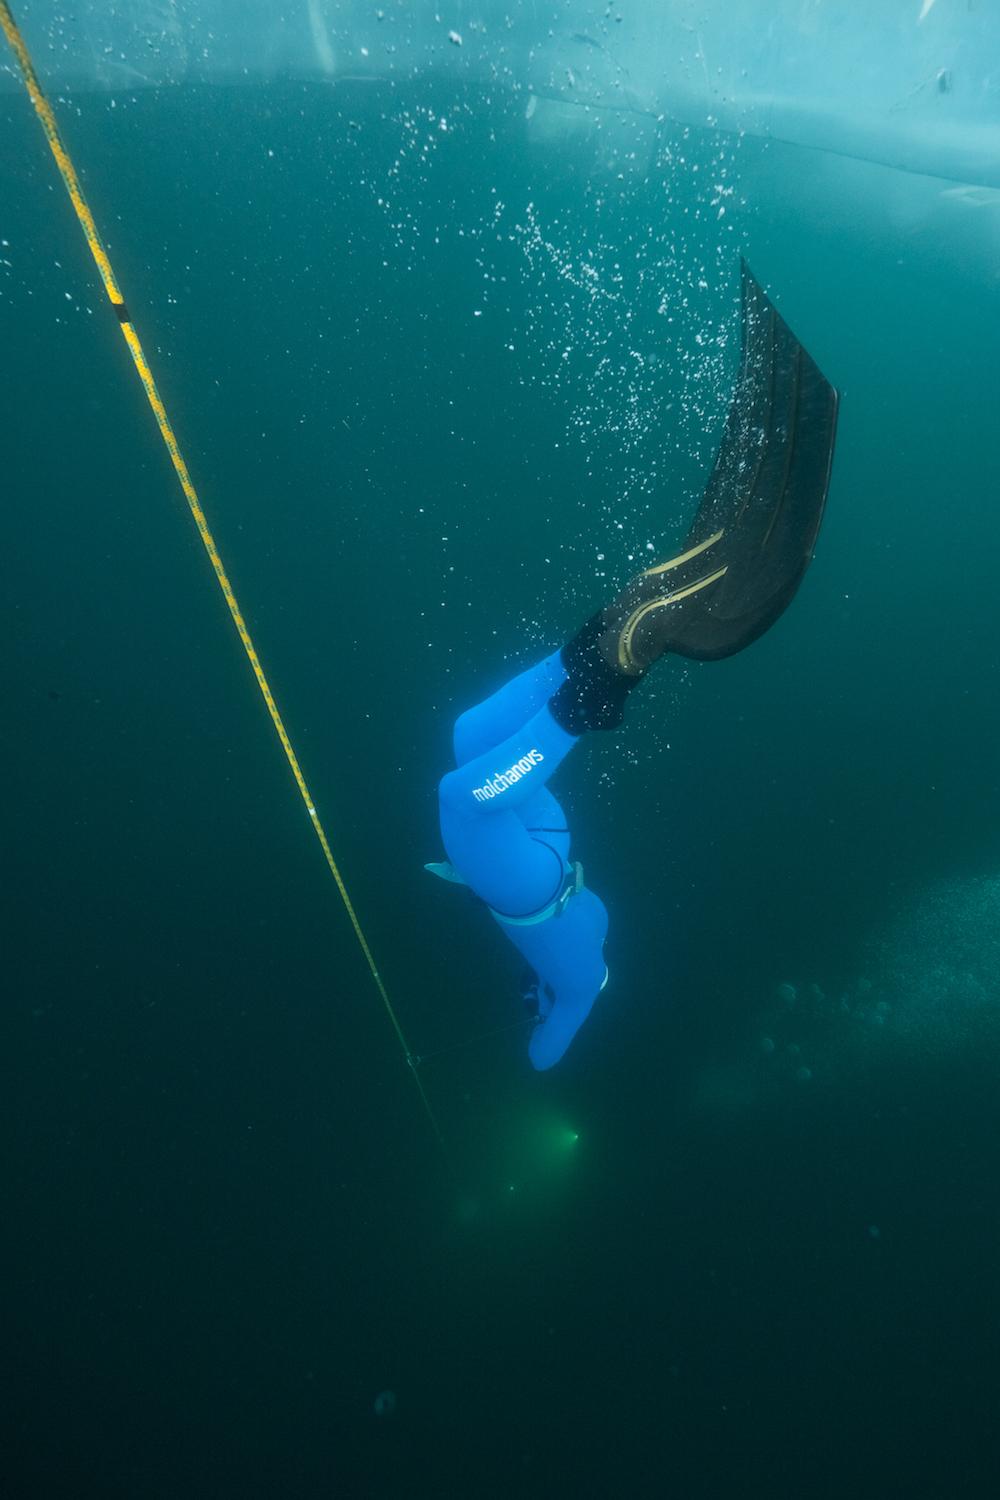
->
[[0, 1, 444, 1151]]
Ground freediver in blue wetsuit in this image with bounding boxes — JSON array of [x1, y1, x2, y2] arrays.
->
[[429, 263, 839, 1070]]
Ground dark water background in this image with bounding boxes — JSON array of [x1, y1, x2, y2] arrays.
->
[[3, 74, 1000, 1497]]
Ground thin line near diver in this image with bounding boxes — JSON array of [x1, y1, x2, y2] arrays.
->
[[0, 0, 447, 1155]]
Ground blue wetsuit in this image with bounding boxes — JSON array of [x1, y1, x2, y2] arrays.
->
[[437, 652, 609, 1071], [432, 262, 842, 1069]]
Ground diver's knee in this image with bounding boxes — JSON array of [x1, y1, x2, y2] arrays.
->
[[451, 707, 481, 766], [437, 768, 466, 813]]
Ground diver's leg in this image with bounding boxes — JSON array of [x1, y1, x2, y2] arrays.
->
[[440, 786, 569, 919], [440, 800, 566, 918], [453, 650, 566, 766], [440, 700, 577, 821], [516, 786, 570, 866], [438, 703, 579, 915]]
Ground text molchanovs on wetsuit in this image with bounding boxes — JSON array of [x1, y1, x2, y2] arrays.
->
[[471, 747, 545, 803]]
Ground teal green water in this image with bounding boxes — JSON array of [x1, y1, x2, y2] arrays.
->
[[4, 80, 1000, 1496]]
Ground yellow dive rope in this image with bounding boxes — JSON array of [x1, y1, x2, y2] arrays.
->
[[1, 2, 444, 1150]]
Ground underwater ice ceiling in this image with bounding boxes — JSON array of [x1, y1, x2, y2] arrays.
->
[[3, 1, 999, 186]]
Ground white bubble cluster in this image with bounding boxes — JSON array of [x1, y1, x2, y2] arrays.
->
[[866, 869, 1000, 1049], [690, 865, 1000, 1122], [506, 127, 745, 565]]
